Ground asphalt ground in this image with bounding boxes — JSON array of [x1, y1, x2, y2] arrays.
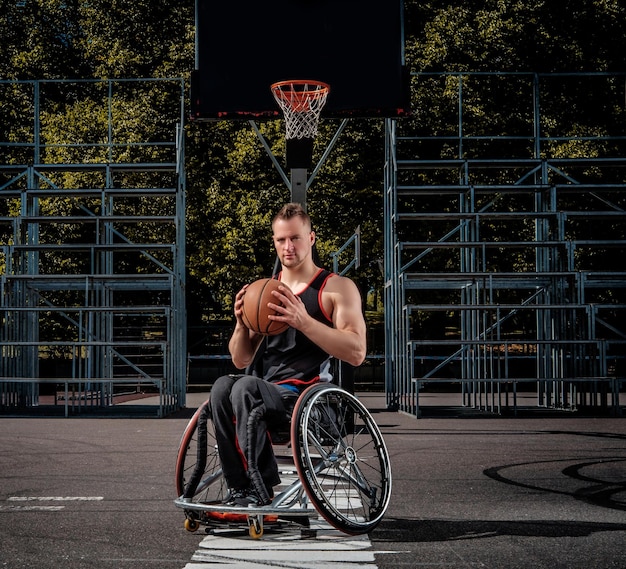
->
[[1, 391, 625, 569]]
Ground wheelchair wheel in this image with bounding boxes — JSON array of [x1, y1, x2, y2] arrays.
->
[[175, 400, 228, 504], [290, 384, 392, 535]]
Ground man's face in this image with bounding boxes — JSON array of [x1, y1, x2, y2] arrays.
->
[[272, 216, 315, 269]]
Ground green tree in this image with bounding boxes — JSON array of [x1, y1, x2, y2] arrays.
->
[[406, 0, 626, 72], [0, 0, 194, 80], [3, 0, 626, 347]]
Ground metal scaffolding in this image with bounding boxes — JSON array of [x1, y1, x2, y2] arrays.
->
[[0, 78, 186, 417], [385, 72, 626, 417]]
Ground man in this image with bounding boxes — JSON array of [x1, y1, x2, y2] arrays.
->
[[210, 202, 367, 506]]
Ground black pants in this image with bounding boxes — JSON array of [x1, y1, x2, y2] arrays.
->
[[210, 374, 298, 491]]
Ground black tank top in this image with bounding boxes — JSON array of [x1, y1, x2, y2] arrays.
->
[[246, 268, 335, 390]]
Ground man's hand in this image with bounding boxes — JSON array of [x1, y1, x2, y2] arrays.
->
[[228, 283, 263, 369], [267, 285, 309, 330], [233, 284, 249, 326]]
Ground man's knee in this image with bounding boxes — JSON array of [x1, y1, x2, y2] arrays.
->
[[211, 374, 238, 404], [230, 375, 261, 400]]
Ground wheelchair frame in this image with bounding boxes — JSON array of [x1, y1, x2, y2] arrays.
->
[[174, 383, 392, 538]]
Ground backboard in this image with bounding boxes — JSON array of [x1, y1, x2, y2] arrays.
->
[[190, 0, 409, 120]]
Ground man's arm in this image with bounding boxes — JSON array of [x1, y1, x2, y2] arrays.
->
[[269, 276, 367, 367], [229, 285, 264, 369]]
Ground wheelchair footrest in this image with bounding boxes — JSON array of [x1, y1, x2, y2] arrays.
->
[[174, 496, 316, 518]]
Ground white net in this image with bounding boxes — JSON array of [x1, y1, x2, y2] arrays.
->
[[271, 81, 330, 140]]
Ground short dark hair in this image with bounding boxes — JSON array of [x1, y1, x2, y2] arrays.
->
[[272, 202, 311, 230]]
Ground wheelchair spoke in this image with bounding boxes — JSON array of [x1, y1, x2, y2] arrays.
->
[[193, 469, 223, 497]]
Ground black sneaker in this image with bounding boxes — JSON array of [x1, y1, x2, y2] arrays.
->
[[226, 488, 271, 508], [223, 487, 250, 506], [223, 487, 265, 507]]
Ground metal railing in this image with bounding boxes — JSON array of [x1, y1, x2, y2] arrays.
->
[[0, 78, 187, 417], [385, 72, 626, 417]]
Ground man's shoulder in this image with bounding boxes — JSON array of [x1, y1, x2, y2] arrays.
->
[[322, 273, 359, 295]]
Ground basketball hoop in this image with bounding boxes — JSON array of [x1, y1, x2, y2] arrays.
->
[[271, 80, 330, 140]]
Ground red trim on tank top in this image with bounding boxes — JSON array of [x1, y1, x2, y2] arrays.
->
[[275, 268, 334, 325], [317, 272, 334, 323]]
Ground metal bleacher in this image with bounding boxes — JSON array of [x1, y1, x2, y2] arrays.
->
[[384, 72, 626, 417], [0, 78, 186, 417]]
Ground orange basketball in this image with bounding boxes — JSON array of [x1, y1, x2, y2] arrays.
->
[[241, 278, 290, 336]]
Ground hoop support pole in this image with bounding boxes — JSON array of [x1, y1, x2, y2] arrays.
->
[[307, 118, 349, 189], [290, 168, 308, 210], [249, 120, 291, 188]]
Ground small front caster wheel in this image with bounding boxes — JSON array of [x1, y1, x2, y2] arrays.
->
[[184, 517, 200, 532], [248, 516, 264, 539]]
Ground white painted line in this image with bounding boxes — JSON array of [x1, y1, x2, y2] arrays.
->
[[7, 496, 104, 501], [192, 549, 376, 564], [190, 560, 376, 569], [185, 518, 379, 568], [198, 532, 371, 551], [2, 496, 104, 512], [0, 505, 65, 511]]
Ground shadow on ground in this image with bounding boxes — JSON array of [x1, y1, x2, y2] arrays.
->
[[372, 517, 626, 542]]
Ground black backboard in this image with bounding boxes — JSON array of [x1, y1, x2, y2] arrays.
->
[[191, 0, 408, 120]]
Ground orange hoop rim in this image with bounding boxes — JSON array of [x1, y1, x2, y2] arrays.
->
[[270, 80, 330, 103]]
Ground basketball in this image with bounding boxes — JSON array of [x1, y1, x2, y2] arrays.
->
[[241, 278, 290, 336]]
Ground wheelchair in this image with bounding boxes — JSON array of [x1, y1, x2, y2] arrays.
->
[[174, 382, 392, 539]]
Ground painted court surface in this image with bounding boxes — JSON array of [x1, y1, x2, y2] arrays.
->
[[1, 392, 625, 568]]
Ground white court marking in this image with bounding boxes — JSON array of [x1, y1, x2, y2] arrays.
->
[[7, 496, 104, 501], [2, 496, 103, 511], [0, 505, 66, 511], [183, 518, 379, 569]]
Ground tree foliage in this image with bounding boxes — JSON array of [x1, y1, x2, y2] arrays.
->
[[1, 0, 625, 342], [406, 0, 626, 72]]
